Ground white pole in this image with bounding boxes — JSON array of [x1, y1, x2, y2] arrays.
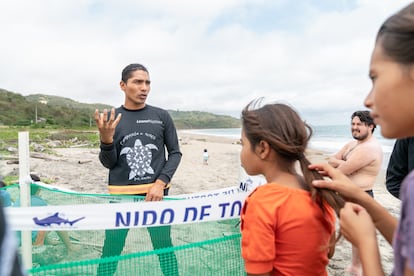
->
[[18, 131, 32, 269]]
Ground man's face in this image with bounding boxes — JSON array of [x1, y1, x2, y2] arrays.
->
[[351, 116, 372, 141], [120, 70, 151, 109]]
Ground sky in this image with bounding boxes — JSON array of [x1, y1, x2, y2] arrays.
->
[[0, 0, 412, 126]]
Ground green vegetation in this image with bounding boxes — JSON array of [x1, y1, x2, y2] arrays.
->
[[0, 127, 100, 156], [0, 89, 105, 128], [1, 175, 54, 185], [0, 88, 240, 129], [1, 175, 18, 185], [169, 110, 240, 129]]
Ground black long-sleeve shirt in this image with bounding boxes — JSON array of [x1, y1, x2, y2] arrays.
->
[[386, 137, 414, 199], [99, 105, 182, 186]]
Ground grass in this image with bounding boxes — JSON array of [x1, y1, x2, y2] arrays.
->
[[0, 126, 100, 184], [0, 126, 100, 156], [2, 175, 18, 185], [2, 175, 55, 186]]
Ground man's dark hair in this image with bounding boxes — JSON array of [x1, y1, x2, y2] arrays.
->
[[351, 110, 376, 133], [121, 63, 149, 83]]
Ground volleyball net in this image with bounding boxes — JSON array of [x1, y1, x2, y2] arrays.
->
[[2, 183, 247, 275]]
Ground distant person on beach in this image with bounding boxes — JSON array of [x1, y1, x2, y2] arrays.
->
[[203, 148, 209, 165], [309, 3, 414, 275], [94, 63, 182, 276], [328, 110, 382, 275], [386, 137, 414, 199], [239, 99, 344, 275]]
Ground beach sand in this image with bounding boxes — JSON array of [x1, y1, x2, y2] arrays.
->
[[1, 131, 401, 275]]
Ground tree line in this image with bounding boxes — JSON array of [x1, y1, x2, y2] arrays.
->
[[0, 89, 240, 129]]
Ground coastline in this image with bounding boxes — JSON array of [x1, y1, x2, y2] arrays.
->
[[0, 130, 400, 275]]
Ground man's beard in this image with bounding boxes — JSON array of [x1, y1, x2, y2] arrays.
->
[[353, 132, 369, 141]]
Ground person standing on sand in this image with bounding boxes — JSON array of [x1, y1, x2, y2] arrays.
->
[[328, 110, 383, 275], [309, 3, 414, 275], [239, 99, 345, 275], [203, 148, 209, 165], [94, 63, 182, 276]]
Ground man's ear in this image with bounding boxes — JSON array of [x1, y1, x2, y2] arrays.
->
[[369, 124, 374, 132], [120, 80, 126, 91]]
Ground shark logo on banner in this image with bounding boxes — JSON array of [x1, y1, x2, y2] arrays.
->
[[33, 212, 85, 227]]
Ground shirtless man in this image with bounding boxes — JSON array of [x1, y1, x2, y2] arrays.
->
[[329, 110, 383, 276]]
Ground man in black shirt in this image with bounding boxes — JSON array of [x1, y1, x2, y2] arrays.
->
[[95, 63, 182, 275]]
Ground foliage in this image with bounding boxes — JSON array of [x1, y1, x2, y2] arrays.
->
[[169, 110, 240, 129], [2, 175, 18, 186], [0, 128, 101, 157], [0, 88, 240, 129], [0, 89, 105, 128]]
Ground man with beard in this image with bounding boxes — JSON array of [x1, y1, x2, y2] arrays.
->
[[328, 110, 383, 276]]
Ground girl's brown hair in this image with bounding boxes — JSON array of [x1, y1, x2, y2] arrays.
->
[[241, 99, 345, 215]]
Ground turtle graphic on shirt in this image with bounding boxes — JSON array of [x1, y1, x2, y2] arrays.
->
[[120, 139, 158, 179]]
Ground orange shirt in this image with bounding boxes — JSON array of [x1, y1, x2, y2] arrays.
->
[[241, 182, 335, 276]]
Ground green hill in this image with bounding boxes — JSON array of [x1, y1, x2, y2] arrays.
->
[[169, 110, 240, 129], [25, 94, 113, 111], [0, 89, 240, 129]]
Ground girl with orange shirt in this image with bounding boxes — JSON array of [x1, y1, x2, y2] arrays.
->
[[239, 100, 344, 276]]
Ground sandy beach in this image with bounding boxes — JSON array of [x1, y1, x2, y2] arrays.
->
[[1, 131, 401, 275]]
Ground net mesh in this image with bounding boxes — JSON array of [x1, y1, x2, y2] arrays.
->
[[2, 184, 244, 276]]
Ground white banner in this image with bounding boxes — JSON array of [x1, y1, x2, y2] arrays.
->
[[35, 182, 247, 201], [5, 192, 247, 231], [169, 185, 244, 199], [91, 185, 246, 203]]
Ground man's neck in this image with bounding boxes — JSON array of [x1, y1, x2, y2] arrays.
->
[[123, 103, 146, 110]]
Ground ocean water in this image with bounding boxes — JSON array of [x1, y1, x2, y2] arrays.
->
[[181, 125, 396, 169]]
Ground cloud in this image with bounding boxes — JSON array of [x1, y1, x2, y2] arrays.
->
[[0, 0, 412, 125]]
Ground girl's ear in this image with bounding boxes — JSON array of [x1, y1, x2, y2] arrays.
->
[[256, 140, 271, 159]]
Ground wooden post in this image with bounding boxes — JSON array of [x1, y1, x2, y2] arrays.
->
[[18, 131, 32, 269]]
